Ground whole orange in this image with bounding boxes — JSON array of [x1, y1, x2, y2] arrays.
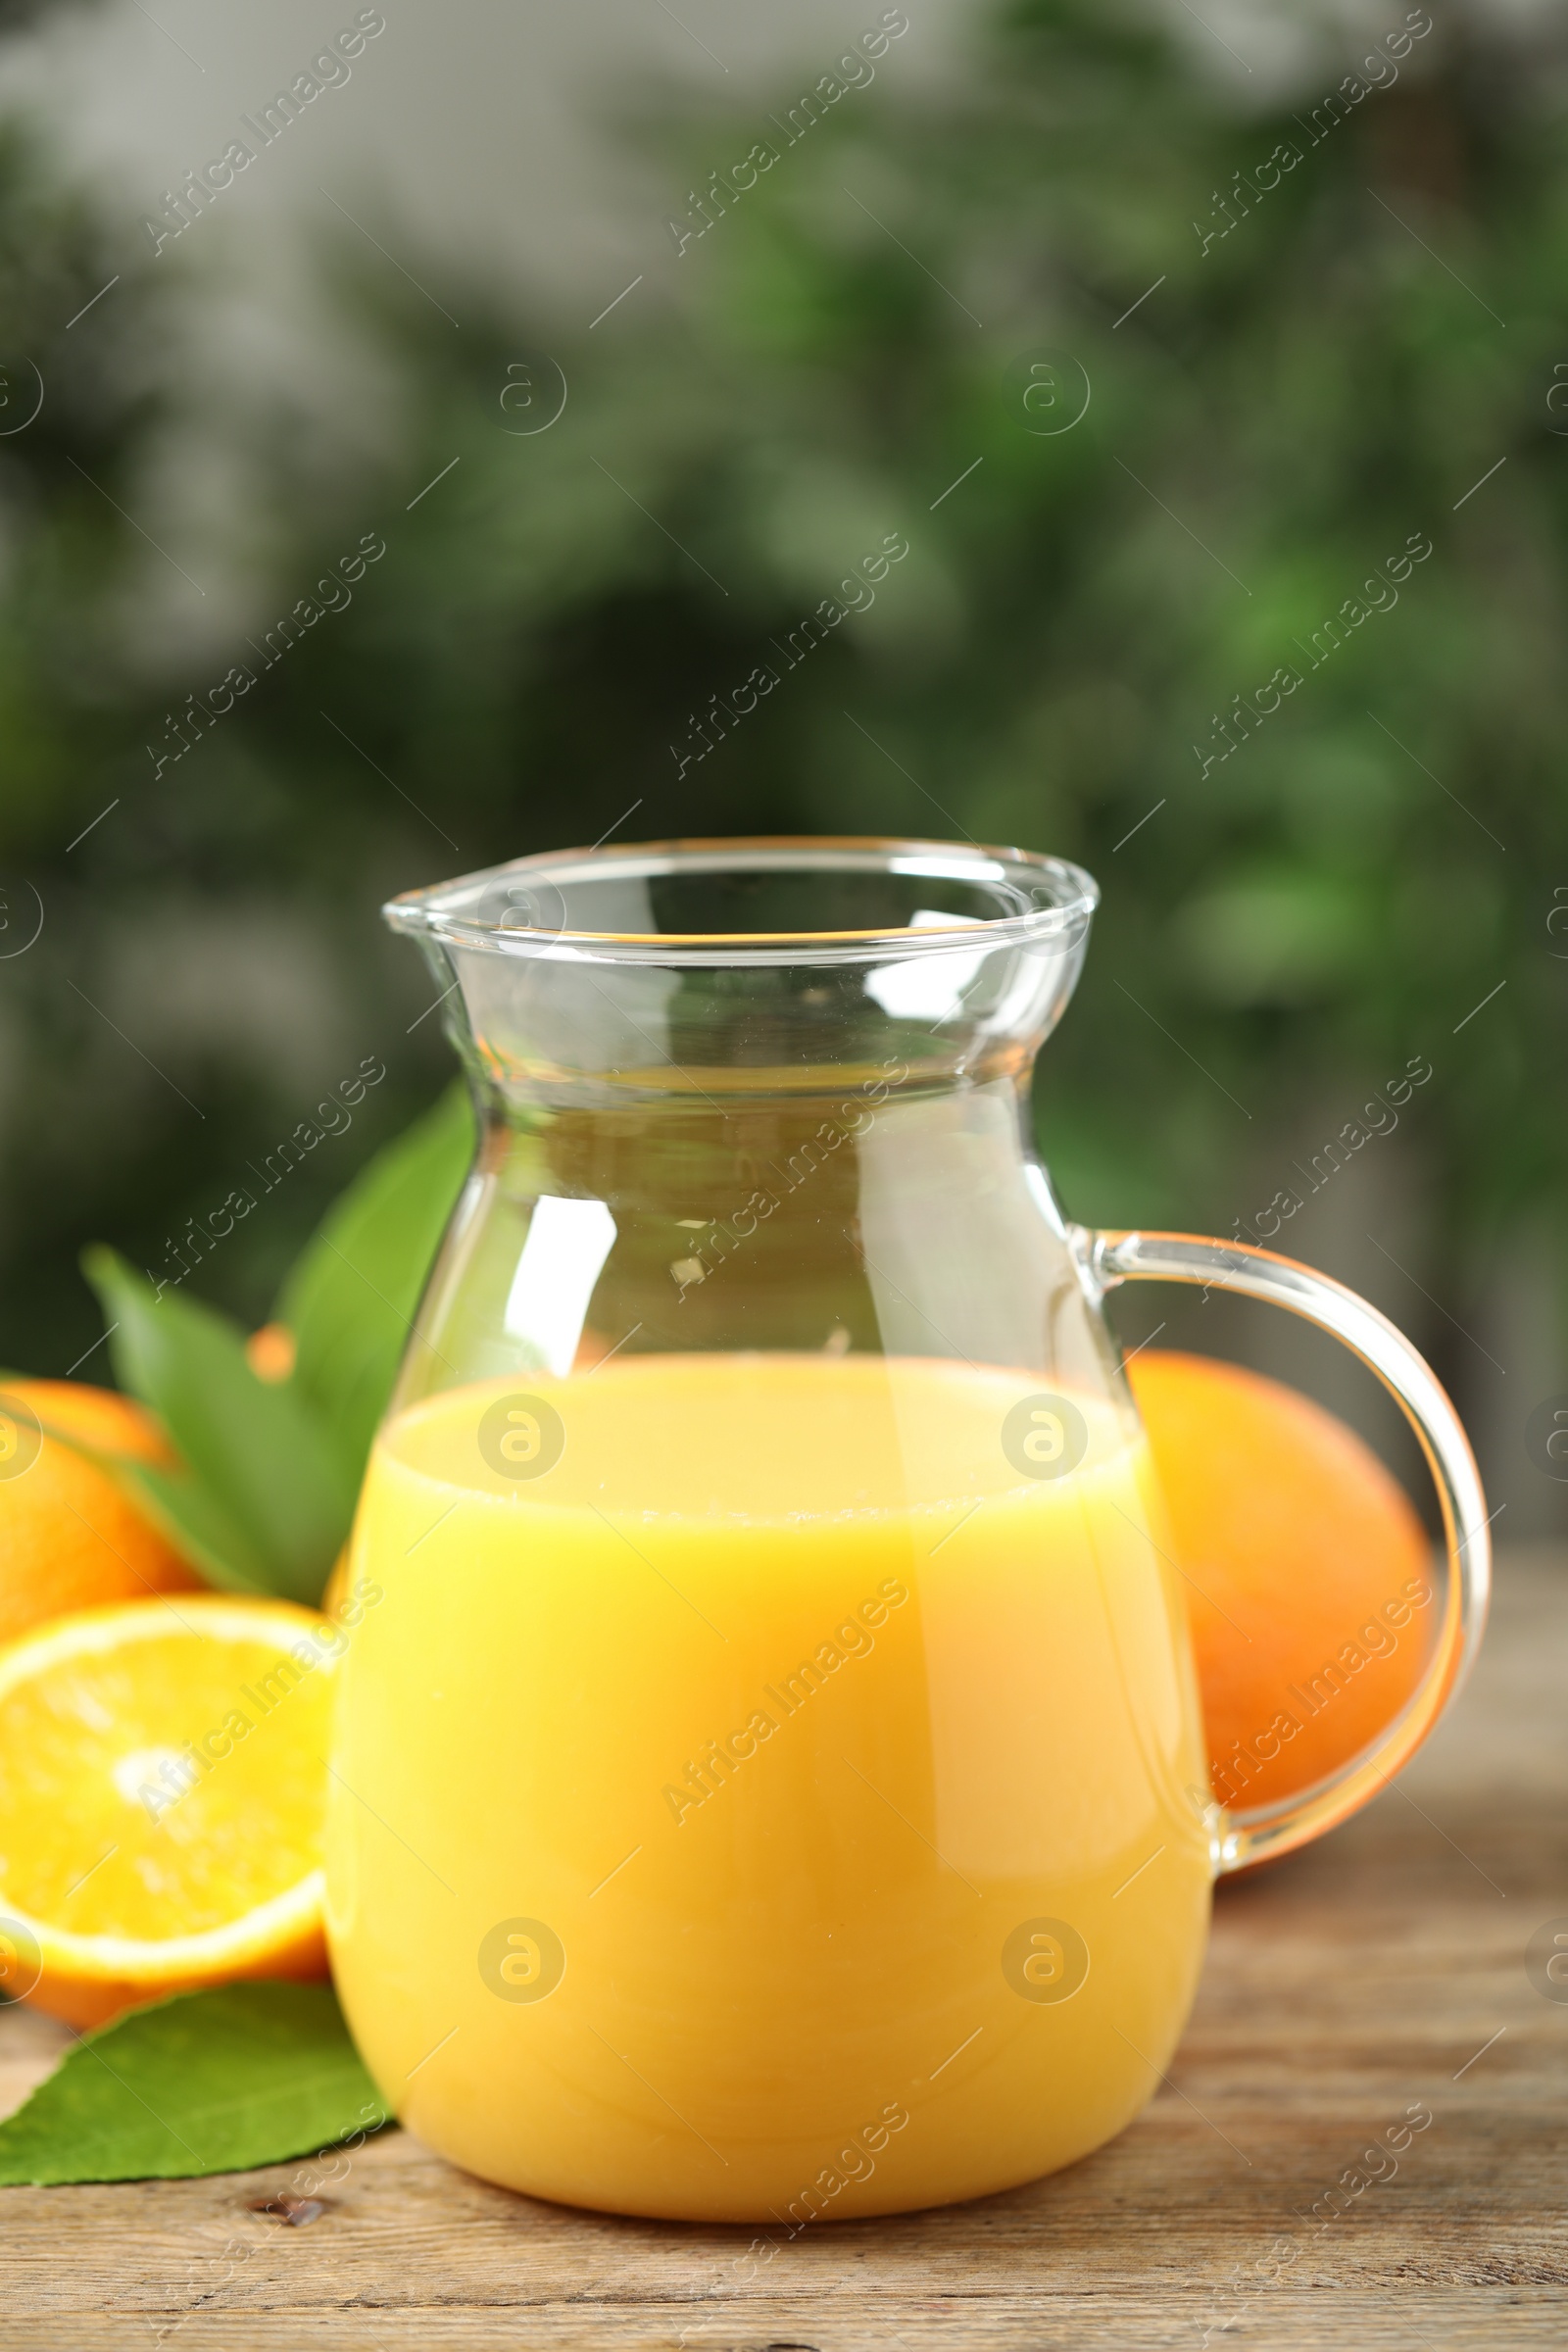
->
[[0, 1379, 202, 1648], [1126, 1349, 1435, 1815]]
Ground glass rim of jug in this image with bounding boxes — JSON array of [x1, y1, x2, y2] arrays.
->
[[383, 835, 1100, 968]]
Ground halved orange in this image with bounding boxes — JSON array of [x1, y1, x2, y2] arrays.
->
[[0, 1594, 342, 2027]]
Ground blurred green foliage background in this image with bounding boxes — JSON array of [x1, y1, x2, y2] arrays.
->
[[0, 0, 1562, 1518]]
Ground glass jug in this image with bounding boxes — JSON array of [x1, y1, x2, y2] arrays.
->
[[326, 837, 1488, 2224]]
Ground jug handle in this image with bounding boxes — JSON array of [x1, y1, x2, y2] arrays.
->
[[1071, 1226, 1492, 1874]]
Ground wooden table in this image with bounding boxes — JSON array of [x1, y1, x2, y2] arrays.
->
[[3, 1548, 1565, 2350]]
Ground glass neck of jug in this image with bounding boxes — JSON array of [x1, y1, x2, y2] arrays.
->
[[383, 838, 1099, 1380]]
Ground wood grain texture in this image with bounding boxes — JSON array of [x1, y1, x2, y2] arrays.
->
[[2, 1546, 1564, 2351]]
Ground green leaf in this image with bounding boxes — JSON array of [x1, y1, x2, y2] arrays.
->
[[98, 1454, 287, 1599], [0, 1982, 389, 2184], [277, 1084, 475, 1490], [81, 1250, 355, 1604]]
